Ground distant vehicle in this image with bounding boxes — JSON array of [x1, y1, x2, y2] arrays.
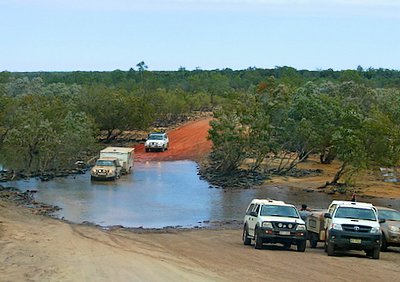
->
[[242, 198, 307, 252], [90, 147, 134, 181], [145, 132, 169, 152], [90, 157, 122, 181], [307, 200, 382, 259], [376, 206, 400, 251]]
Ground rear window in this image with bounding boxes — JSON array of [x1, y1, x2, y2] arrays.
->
[[335, 207, 377, 221]]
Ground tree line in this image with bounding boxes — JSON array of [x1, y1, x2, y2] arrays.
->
[[0, 76, 213, 174], [1, 65, 400, 184]]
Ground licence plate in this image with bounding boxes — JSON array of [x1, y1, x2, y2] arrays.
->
[[350, 238, 362, 244], [279, 231, 291, 235]]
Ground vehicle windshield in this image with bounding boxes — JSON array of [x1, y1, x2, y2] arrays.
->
[[96, 160, 115, 166], [148, 134, 164, 140], [260, 205, 299, 218], [335, 207, 377, 221], [378, 209, 400, 221]]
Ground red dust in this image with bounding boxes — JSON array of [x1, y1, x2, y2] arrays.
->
[[134, 118, 213, 162]]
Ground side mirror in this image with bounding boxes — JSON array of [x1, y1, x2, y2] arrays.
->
[[324, 213, 332, 219], [250, 211, 258, 217], [379, 218, 386, 223]]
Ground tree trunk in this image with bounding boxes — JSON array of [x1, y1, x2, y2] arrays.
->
[[331, 162, 347, 184], [105, 129, 122, 143]]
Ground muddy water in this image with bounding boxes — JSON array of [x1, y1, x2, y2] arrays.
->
[[7, 161, 399, 228]]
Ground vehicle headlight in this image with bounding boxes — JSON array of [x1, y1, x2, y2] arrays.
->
[[331, 223, 342, 231], [388, 225, 400, 233], [370, 227, 380, 234], [262, 222, 273, 228], [296, 224, 306, 231]]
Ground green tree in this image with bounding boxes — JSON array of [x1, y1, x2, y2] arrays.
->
[[77, 86, 154, 142], [330, 109, 400, 185], [0, 94, 96, 172], [136, 61, 148, 94]]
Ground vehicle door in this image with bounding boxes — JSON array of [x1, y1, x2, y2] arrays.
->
[[325, 204, 337, 237], [247, 204, 260, 236]]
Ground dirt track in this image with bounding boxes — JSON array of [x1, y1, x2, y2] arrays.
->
[[1, 200, 399, 282], [133, 117, 212, 162], [1, 118, 400, 281]]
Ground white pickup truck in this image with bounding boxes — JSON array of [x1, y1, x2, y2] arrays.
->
[[306, 200, 383, 259], [242, 199, 307, 252]]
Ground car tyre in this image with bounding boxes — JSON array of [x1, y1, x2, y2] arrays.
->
[[380, 235, 388, 252], [297, 240, 306, 252], [371, 246, 380, 259], [254, 228, 263, 249], [242, 225, 251, 245], [327, 241, 335, 256]]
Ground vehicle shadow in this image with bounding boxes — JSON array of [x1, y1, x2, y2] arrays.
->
[[252, 244, 299, 252]]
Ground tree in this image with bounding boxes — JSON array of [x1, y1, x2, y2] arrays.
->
[[287, 82, 343, 164], [136, 61, 148, 94], [77, 86, 154, 142], [0, 94, 96, 172], [329, 108, 400, 185]]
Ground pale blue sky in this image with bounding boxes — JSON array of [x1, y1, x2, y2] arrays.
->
[[0, 0, 399, 71]]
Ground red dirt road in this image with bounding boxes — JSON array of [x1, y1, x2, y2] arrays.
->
[[134, 117, 213, 162]]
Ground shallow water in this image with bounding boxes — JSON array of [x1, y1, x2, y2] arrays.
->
[[6, 161, 399, 228]]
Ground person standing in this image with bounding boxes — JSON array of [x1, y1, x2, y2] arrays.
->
[[299, 204, 311, 221]]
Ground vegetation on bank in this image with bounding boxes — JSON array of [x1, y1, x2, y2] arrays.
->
[[1, 65, 400, 185], [208, 80, 400, 186]]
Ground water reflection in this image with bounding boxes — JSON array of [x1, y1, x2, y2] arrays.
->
[[6, 161, 399, 228]]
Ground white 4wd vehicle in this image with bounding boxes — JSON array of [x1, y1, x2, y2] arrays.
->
[[145, 132, 169, 152], [243, 199, 307, 251], [324, 201, 382, 259], [90, 157, 122, 181]]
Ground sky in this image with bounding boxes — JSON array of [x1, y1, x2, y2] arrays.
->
[[0, 0, 399, 71]]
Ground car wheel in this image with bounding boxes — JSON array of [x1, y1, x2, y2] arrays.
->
[[381, 235, 388, 252], [242, 225, 251, 245], [254, 228, 263, 249], [371, 246, 380, 259], [297, 240, 306, 252], [327, 241, 335, 256]]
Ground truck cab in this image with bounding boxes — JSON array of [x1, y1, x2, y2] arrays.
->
[[324, 200, 382, 259]]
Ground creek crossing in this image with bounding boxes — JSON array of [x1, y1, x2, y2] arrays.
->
[[6, 160, 399, 228]]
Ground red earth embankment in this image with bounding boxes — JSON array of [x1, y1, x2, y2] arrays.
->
[[134, 117, 213, 162]]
